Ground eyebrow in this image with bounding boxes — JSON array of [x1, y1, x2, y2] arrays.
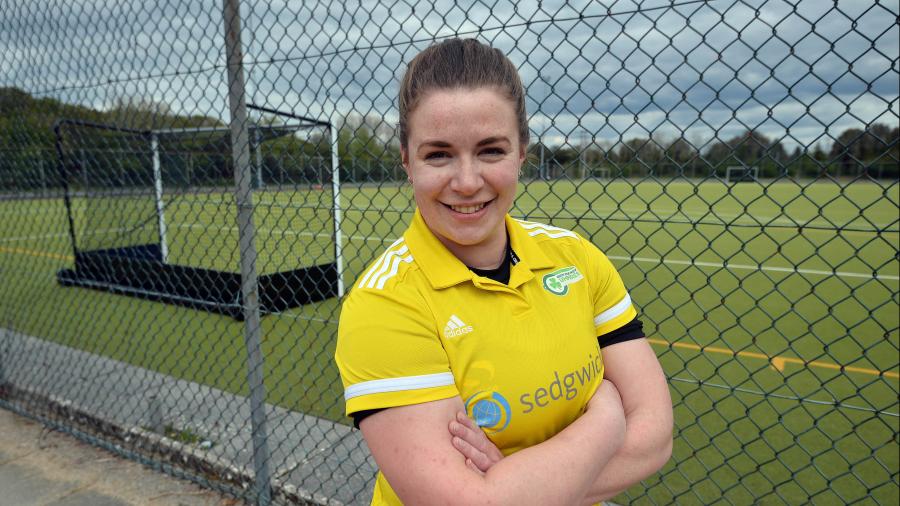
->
[[418, 140, 451, 150], [417, 136, 511, 151], [476, 136, 511, 147]]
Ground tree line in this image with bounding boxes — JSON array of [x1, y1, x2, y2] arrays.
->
[[1, 86, 897, 192], [531, 126, 898, 180]]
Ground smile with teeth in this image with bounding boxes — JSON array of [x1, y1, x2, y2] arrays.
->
[[448, 201, 490, 214]]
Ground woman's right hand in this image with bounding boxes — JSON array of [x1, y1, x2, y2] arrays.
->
[[449, 380, 627, 476], [449, 411, 505, 474]]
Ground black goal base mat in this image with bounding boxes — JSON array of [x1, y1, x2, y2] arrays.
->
[[57, 244, 338, 320]]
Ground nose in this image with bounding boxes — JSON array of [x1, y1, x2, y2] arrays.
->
[[450, 155, 482, 195]]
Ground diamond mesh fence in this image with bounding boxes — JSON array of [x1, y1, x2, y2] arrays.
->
[[1, 0, 898, 504]]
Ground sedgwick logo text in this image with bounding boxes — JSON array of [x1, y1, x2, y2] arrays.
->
[[520, 353, 602, 413]]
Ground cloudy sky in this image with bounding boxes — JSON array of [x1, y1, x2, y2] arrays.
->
[[3, 0, 898, 151]]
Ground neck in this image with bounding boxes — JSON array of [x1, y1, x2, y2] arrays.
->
[[438, 228, 507, 270]]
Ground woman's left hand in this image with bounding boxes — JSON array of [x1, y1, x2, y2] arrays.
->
[[449, 411, 505, 474]]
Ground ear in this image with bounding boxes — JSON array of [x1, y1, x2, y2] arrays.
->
[[401, 146, 411, 176], [518, 143, 527, 165]]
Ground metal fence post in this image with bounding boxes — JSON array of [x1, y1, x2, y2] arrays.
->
[[221, 1, 271, 505], [148, 393, 164, 434], [0, 327, 6, 387]]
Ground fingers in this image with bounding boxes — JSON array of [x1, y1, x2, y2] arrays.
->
[[449, 413, 481, 445], [452, 413, 491, 454], [465, 458, 485, 476], [449, 413, 493, 472], [449, 412, 505, 473], [456, 412, 505, 461], [452, 434, 493, 473], [457, 411, 481, 431], [451, 434, 480, 462], [449, 420, 483, 456], [450, 415, 477, 439]]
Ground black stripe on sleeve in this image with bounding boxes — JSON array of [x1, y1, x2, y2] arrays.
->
[[598, 317, 645, 348], [352, 408, 385, 429]]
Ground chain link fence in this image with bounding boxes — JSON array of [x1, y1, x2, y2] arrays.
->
[[1, 0, 898, 504]]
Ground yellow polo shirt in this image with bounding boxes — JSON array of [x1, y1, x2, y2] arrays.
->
[[335, 209, 637, 505]]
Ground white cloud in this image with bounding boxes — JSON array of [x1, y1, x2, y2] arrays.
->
[[4, 0, 897, 150]]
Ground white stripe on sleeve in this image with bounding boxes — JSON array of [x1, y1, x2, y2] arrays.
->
[[593, 293, 633, 327], [528, 228, 578, 239], [374, 255, 413, 290], [358, 238, 405, 288], [365, 245, 409, 289], [344, 372, 456, 401]]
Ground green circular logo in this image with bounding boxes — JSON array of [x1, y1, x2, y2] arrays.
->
[[543, 273, 568, 295], [542, 267, 582, 296]]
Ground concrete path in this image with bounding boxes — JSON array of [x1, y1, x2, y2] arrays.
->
[[0, 406, 237, 506], [1, 330, 376, 505]]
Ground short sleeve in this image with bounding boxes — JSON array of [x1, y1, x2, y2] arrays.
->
[[580, 236, 638, 336], [335, 285, 459, 417]]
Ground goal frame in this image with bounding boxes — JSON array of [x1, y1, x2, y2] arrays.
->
[[52, 105, 343, 318], [726, 165, 759, 183]]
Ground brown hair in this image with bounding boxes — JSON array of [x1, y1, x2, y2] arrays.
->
[[398, 38, 529, 148]]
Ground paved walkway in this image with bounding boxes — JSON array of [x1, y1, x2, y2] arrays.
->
[[0, 407, 236, 506], [1, 330, 374, 505]]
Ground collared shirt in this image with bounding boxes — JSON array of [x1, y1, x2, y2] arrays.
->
[[335, 209, 637, 505]]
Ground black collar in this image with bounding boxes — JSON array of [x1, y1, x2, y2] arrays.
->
[[468, 234, 519, 285]]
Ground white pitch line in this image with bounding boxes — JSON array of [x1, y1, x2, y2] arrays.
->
[[176, 223, 395, 244], [530, 204, 899, 230], [1, 231, 71, 242], [336, 203, 899, 231], [605, 255, 900, 281], [12, 220, 893, 282], [333, 233, 897, 281], [0, 208, 61, 217], [249, 198, 896, 231], [0, 227, 133, 243], [176, 224, 898, 282]]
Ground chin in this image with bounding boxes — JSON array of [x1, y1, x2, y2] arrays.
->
[[434, 225, 476, 243], [444, 234, 488, 247], [441, 223, 500, 248]]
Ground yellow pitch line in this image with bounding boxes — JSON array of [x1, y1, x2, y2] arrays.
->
[[648, 338, 899, 380], [0, 245, 72, 261]]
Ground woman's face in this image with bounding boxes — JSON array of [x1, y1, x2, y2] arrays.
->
[[402, 87, 525, 267]]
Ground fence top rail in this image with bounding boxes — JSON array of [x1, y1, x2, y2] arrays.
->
[[54, 119, 150, 137]]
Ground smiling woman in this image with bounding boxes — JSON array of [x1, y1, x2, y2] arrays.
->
[[334, 38, 672, 506], [403, 87, 522, 270]]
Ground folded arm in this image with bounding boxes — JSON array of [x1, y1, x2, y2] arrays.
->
[[359, 379, 626, 506], [450, 338, 672, 505], [579, 337, 673, 504]]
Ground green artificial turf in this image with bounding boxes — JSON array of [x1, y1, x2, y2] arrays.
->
[[1, 177, 897, 504]]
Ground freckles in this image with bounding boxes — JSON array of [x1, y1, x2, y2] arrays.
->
[[486, 164, 520, 186], [410, 173, 450, 202]]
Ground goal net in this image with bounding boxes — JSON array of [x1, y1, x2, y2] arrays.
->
[[726, 165, 759, 183], [56, 114, 338, 276], [55, 108, 345, 315]]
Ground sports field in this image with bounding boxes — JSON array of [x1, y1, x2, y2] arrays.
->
[[2, 178, 898, 504]]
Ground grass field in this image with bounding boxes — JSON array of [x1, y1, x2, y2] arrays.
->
[[2, 178, 898, 504]]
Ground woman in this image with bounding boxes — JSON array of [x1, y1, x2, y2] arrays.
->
[[335, 38, 672, 505]]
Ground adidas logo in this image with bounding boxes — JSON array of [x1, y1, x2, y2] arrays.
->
[[443, 314, 474, 339]]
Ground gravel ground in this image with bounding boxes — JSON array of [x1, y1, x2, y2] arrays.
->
[[0, 407, 240, 506]]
